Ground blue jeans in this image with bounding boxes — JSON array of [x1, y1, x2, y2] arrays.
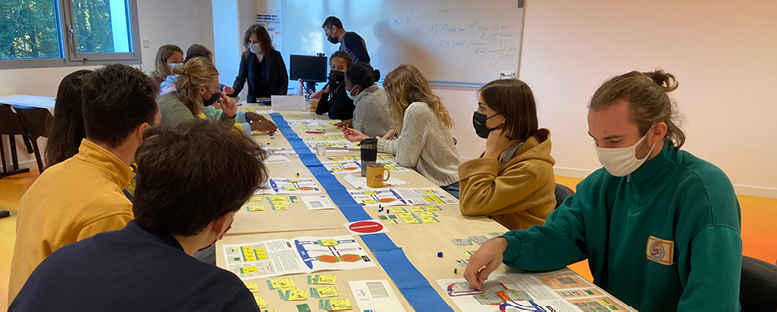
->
[[441, 182, 460, 199]]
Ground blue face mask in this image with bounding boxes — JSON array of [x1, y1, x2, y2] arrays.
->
[[347, 86, 359, 101]]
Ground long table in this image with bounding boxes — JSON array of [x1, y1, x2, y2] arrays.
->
[[216, 106, 635, 311]]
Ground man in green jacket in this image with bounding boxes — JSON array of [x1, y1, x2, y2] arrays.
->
[[464, 70, 742, 311]]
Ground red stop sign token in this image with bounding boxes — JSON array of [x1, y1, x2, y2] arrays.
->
[[348, 221, 384, 234]]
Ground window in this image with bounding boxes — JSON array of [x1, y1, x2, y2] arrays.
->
[[0, 0, 140, 69]]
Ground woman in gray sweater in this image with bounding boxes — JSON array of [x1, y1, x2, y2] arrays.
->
[[343, 64, 461, 198], [338, 62, 393, 137]]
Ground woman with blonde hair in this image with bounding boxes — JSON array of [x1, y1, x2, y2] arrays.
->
[[157, 57, 237, 127], [343, 64, 461, 197], [150, 44, 183, 87]]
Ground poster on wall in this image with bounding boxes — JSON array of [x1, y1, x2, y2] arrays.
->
[[256, 9, 282, 52]]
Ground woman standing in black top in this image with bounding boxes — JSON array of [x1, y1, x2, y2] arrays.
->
[[231, 24, 289, 103], [312, 51, 355, 120]]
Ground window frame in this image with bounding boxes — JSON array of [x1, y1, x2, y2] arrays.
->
[[0, 0, 142, 70]]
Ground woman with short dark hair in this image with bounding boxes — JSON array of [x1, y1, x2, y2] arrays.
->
[[458, 79, 556, 230]]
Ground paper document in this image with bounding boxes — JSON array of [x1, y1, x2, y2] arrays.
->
[[223, 235, 376, 280], [343, 173, 408, 189], [348, 280, 405, 312], [301, 195, 337, 210], [271, 95, 306, 111], [436, 270, 635, 311]]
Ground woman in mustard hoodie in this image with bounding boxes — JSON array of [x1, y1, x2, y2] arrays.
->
[[458, 79, 556, 230]]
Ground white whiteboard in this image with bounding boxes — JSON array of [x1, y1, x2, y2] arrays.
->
[[279, 0, 524, 85]]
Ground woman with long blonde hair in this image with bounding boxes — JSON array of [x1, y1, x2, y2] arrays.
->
[[157, 57, 237, 127], [343, 64, 461, 197]]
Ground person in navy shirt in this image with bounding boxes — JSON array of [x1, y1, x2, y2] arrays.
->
[[10, 119, 268, 312], [323, 16, 371, 64]]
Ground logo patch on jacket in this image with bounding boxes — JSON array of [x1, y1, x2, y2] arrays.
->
[[646, 235, 674, 265]]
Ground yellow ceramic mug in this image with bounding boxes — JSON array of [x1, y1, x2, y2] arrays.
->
[[366, 163, 390, 188]]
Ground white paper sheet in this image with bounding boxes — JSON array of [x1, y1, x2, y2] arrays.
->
[[343, 173, 408, 189], [436, 271, 635, 312], [348, 280, 405, 312], [223, 235, 377, 280], [271, 95, 306, 111], [301, 195, 337, 210]]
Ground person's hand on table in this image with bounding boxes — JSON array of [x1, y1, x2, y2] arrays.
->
[[382, 129, 396, 140], [342, 127, 368, 142], [483, 127, 512, 159], [464, 237, 508, 291], [250, 119, 277, 133], [334, 119, 353, 128], [245, 112, 268, 122], [220, 92, 238, 118]]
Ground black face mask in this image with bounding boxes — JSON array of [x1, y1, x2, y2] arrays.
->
[[202, 87, 220, 107], [473, 111, 500, 139], [329, 70, 345, 84], [327, 34, 339, 44]]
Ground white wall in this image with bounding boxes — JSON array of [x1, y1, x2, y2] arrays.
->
[[515, 0, 777, 198], [0, 0, 211, 168]]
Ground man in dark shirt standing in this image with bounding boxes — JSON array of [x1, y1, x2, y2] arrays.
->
[[323, 16, 371, 64], [10, 120, 268, 312]]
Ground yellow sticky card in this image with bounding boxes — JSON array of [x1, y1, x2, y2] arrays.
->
[[390, 208, 407, 213], [332, 162, 342, 165], [363, 191, 378, 195], [419, 212, 436, 218], [330, 299, 352, 310], [386, 165, 398, 171], [409, 207, 426, 212], [403, 218, 420, 224], [241, 266, 258, 274], [255, 248, 269, 260], [268, 196, 285, 200], [254, 296, 268, 308], [246, 205, 265, 212], [397, 212, 413, 219], [319, 239, 338, 246], [362, 199, 377, 204], [290, 196, 299, 203], [316, 274, 337, 284], [250, 195, 264, 202], [272, 200, 289, 205], [273, 205, 289, 210], [424, 190, 436, 194], [315, 286, 339, 298], [283, 186, 297, 191], [424, 205, 442, 211], [420, 216, 438, 223], [245, 282, 259, 293], [242, 246, 257, 262], [289, 288, 308, 301], [268, 278, 296, 290], [288, 179, 301, 183]]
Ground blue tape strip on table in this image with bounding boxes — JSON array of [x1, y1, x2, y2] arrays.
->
[[360, 233, 397, 251], [268, 113, 453, 311]]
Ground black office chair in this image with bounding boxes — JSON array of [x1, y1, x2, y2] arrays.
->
[[12, 105, 53, 173], [554, 184, 574, 209], [0, 104, 32, 178], [740, 255, 777, 311]]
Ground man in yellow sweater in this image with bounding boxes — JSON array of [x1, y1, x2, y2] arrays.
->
[[8, 64, 160, 303]]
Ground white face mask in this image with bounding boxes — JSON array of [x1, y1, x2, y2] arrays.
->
[[169, 63, 183, 71], [595, 131, 657, 177], [250, 43, 262, 54]]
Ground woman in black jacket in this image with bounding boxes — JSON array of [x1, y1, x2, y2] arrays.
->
[[312, 51, 355, 120], [231, 24, 289, 103]]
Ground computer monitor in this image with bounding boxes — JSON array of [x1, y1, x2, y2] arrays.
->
[[290, 54, 328, 83]]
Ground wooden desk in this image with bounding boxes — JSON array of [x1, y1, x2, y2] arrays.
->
[[217, 107, 635, 311]]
